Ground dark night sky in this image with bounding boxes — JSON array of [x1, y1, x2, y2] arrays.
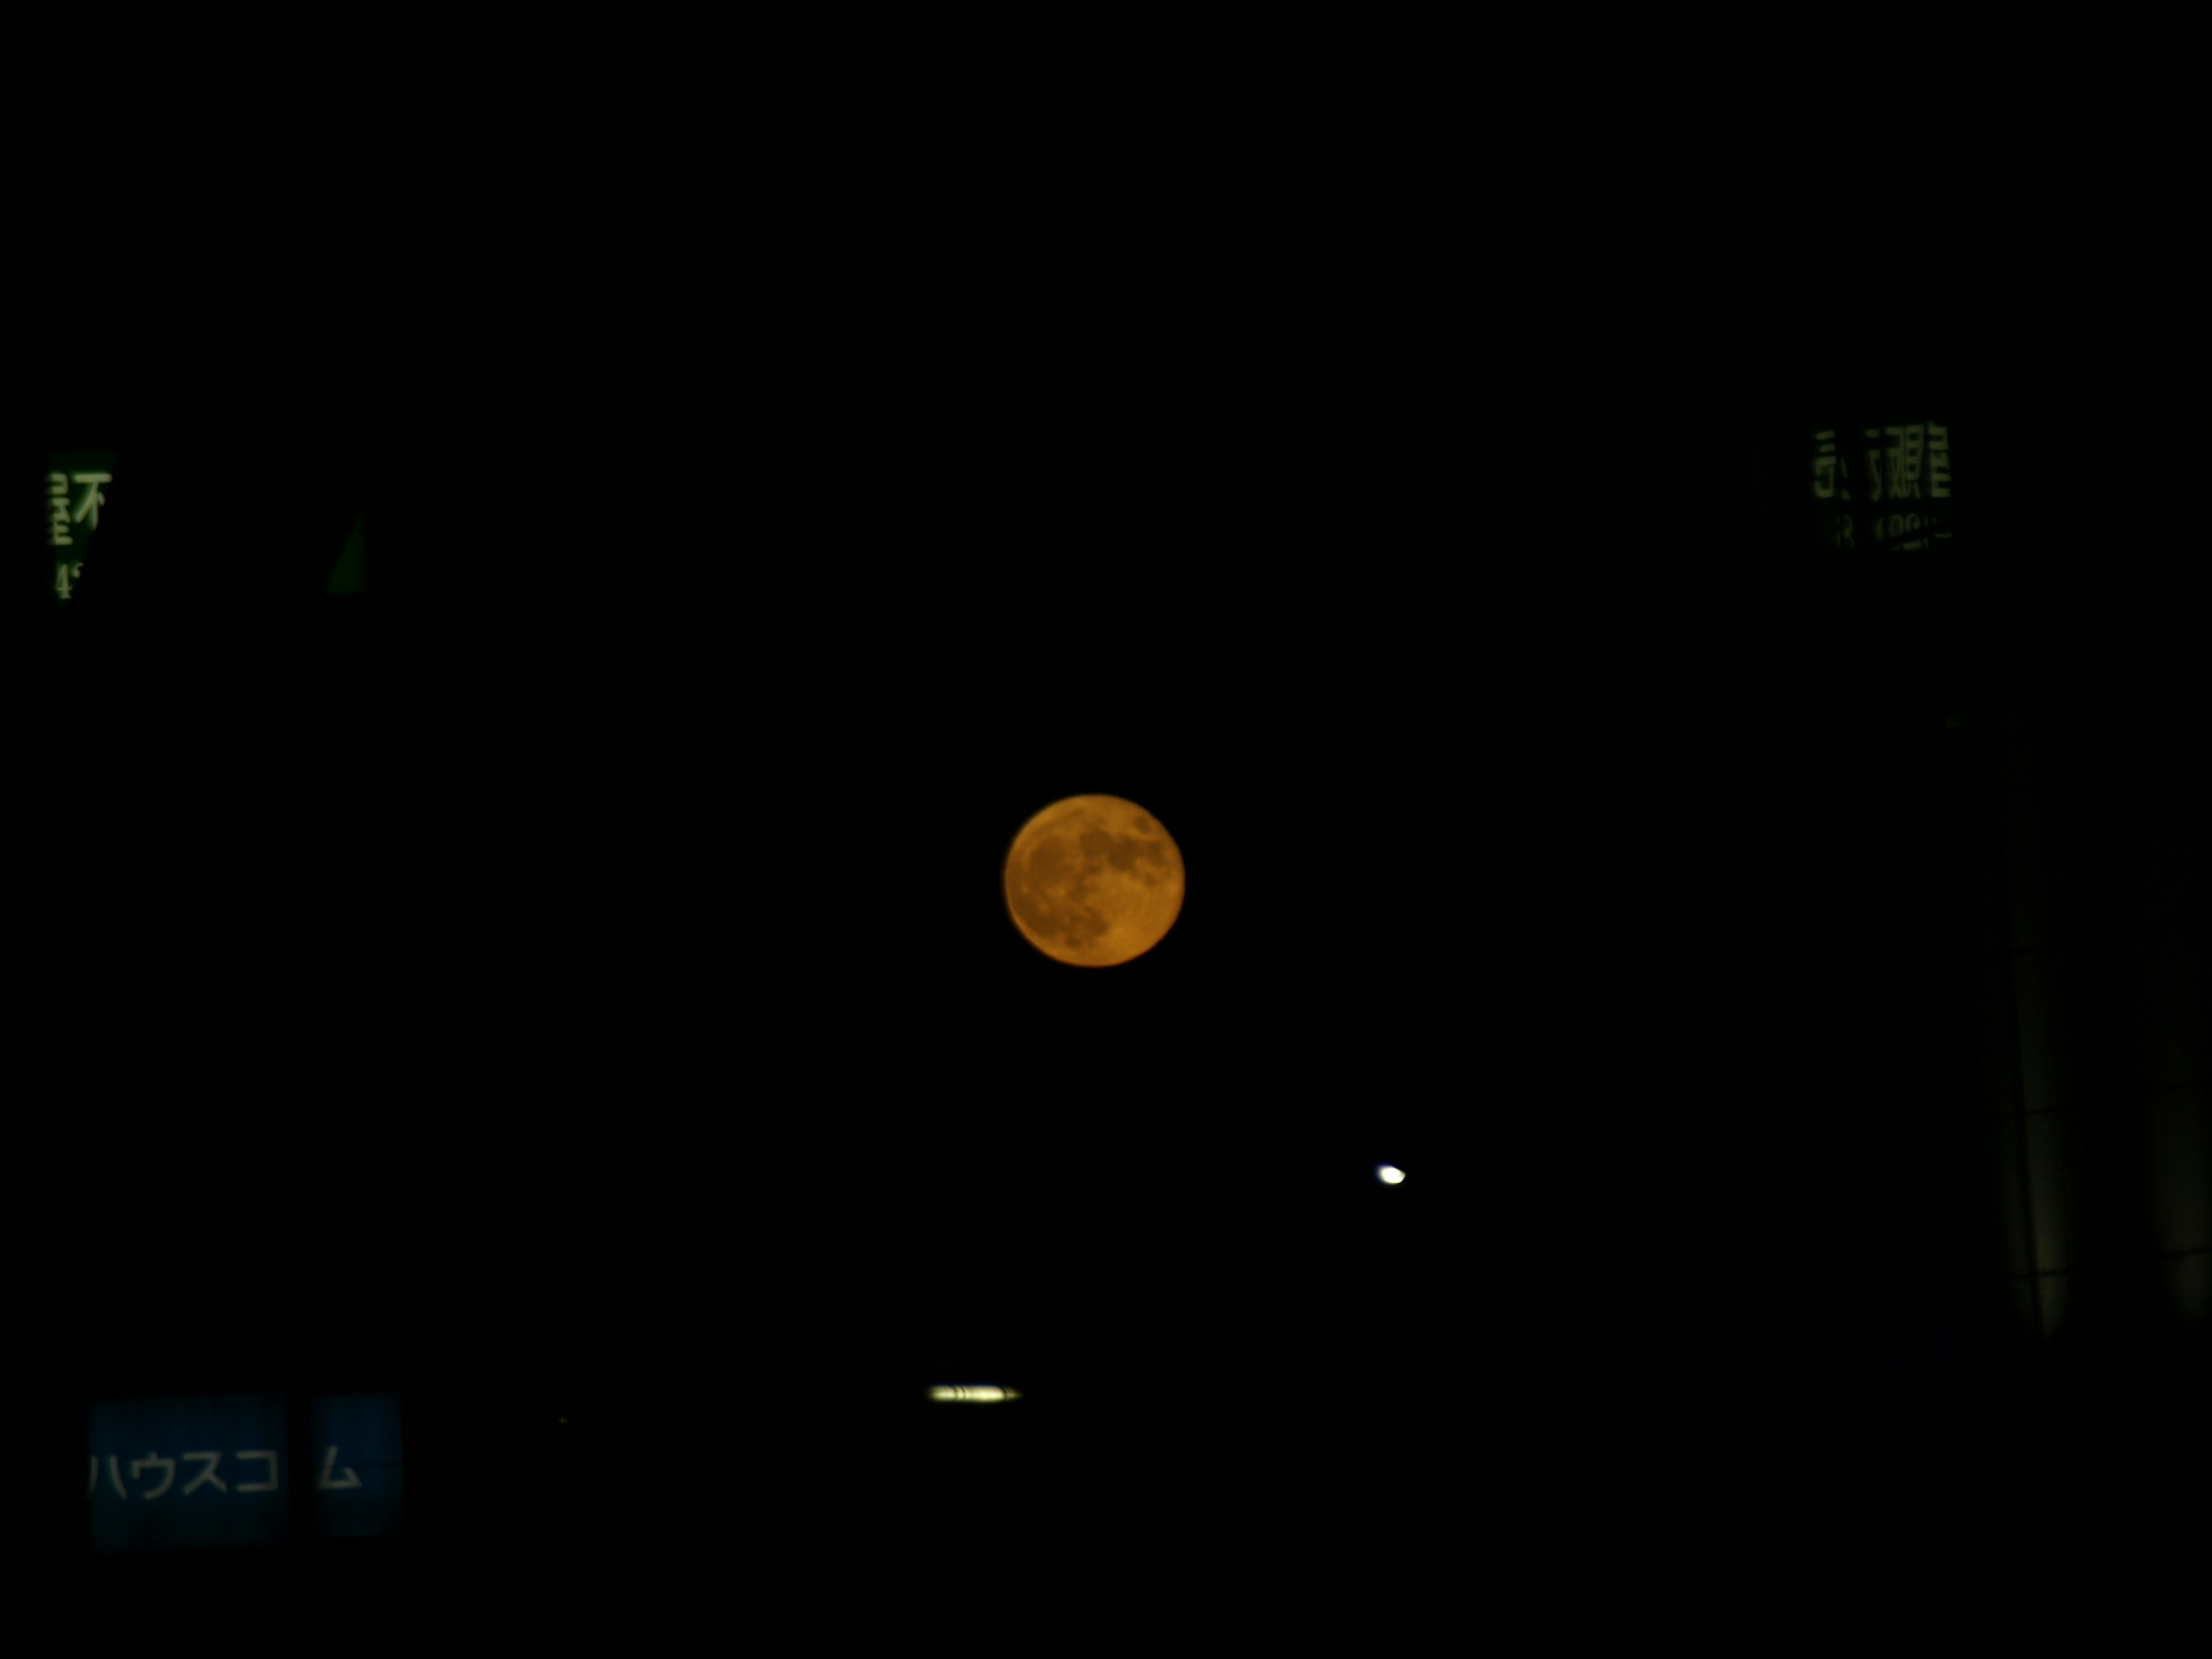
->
[[29, 14, 1452, 1600], [25, 10, 2205, 1624]]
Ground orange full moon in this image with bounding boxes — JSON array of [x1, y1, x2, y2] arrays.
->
[[1002, 794, 1185, 967]]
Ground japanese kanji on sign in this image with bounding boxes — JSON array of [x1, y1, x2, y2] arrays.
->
[[47, 448, 118, 604], [1809, 412, 1960, 558]]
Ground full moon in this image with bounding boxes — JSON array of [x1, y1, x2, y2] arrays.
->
[[1002, 794, 1185, 968]]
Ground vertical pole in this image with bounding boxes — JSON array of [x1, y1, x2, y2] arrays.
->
[[2056, 249, 2109, 1357], [1951, 432, 2044, 1349]]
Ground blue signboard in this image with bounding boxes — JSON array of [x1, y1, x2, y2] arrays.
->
[[86, 1394, 290, 1555], [309, 1393, 405, 1540], [85, 1393, 404, 1555]]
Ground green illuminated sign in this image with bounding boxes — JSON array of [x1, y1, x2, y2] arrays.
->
[[48, 449, 117, 603], [37, 457, 365, 603], [1810, 415, 1957, 556]]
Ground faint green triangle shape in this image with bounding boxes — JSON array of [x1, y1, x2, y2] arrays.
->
[[326, 514, 366, 595]]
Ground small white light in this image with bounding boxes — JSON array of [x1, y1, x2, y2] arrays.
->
[[1376, 1164, 1405, 1185]]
